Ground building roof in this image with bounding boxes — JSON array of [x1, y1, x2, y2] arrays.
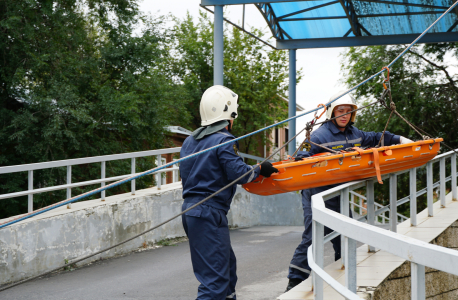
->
[[165, 126, 193, 136], [281, 96, 305, 111], [201, 0, 458, 49]]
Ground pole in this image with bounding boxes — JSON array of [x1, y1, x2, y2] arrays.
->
[[214, 5, 224, 85], [288, 49, 297, 156]]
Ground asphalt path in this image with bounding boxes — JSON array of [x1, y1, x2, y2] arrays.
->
[[1, 226, 338, 300]]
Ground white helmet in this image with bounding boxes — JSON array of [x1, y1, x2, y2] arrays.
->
[[200, 85, 239, 126], [325, 91, 357, 123]]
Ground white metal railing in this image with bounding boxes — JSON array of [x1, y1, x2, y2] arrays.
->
[[0, 147, 266, 215], [310, 149, 458, 300], [0, 148, 182, 212], [350, 190, 408, 224]]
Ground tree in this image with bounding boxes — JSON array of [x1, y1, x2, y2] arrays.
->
[[340, 43, 458, 216], [172, 11, 301, 157], [0, 0, 190, 217]]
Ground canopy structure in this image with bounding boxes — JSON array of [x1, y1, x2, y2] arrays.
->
[[202, 0, 458, 48], [200, 0, 458, 155]]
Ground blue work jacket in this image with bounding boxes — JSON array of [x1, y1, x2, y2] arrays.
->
[[180, 128, 260, 213], [296, 121, 401, 197]]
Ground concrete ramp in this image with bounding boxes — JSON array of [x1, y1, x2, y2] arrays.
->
[[278, 191, 458, 300], [0, 183, 302, 286]]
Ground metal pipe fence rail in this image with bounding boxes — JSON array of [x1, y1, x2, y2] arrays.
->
[[309, 149, 458, 300], [0, 148, 267, 215]]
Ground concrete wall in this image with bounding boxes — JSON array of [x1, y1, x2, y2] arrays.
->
[[373, 221, 458, 300], [0, 182, 302, 285], [228, 188, 303, 228]]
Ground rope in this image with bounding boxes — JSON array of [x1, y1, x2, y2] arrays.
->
[[378, 86, 429, 141], [0, 1, 457, 294], [0, 120, 308, 293], [0, 106, 324, 229], [376, 77, 457, 154], [308, 140, 340, 154], [292, 100, 380, 157], [392, 109, 429, 140], [1, 0, 457, 230], [377, 108, 394, 147], [377, 75, 395, 147], [410, 124, 458, 155]]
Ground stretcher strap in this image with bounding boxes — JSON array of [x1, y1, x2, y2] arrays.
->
[[352, 147, 383, 184], [371, 149, 383, 184], [352, 147, 365, 156]]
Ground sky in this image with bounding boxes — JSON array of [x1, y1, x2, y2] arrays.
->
[[140, 1, 349, 143]]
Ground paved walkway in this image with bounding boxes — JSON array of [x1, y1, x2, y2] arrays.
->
[[1, 226, 338, 300]]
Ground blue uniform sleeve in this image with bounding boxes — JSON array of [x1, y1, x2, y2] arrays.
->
[[358, 129, 401, 148], [217, 138, 261, 184], [296, 135, 324, 158]]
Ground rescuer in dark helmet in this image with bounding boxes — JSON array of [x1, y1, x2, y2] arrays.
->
[[179, 85, 278, 300]]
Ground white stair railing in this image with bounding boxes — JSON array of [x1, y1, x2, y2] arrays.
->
[[310, 149, 458, 300]]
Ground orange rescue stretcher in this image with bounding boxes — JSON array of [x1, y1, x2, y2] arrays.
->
[[242, 139, 442, 196]]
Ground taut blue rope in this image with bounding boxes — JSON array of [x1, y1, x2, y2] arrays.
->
[[1, 0, 457, 229]]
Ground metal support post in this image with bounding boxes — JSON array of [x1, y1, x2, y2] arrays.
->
[[366, 180, 375, 252], [101, 161, 106, 201], [410, 167, 417, 226], [173, 160, 178, 183], [440, 157, 446, 207], [214, 5, 224, 85], [288, 49, 297, 157], [452, 153, 457, 201], [67, 166, 72, 209], [390, 173, 397, 233], [242, 4, 245, 29], [28, 170, 33, 213], [426, 162, 433, 216], [345, 236, 357, 293], [157, 155, 162, 190], [131, 157, 136, 195], [340, 187, 349, 268], [313, 220, 324, 300], [360, 195, 364, 214], [411, 262, 426, 300], [350, 193, 354, 213]]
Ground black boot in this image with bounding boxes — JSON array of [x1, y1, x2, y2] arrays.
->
[[285, 278, 303, 292]]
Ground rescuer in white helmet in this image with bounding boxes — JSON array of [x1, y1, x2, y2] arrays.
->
[[285, 91, 413, 292], [179, 85, 278, 300], [325, 93, 358, 130]]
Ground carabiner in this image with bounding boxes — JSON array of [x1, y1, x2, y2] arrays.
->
[[381, 66, 390, 82], [313, 103, 327, 120], [381, 66, 390, 89]]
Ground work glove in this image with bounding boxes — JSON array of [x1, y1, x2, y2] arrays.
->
[[400, 136, 414, 144], [260, 161, 279, 178]]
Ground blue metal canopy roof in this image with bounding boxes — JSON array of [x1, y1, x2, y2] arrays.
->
[[201, 0, 458, 48]]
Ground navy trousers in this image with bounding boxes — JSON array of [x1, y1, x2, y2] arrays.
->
[[182, 202, 237, 300], [288, 192, 350, 281]]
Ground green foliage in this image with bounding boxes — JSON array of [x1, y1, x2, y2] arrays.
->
[[341, 44, 458, 146], [172, 11, 301, 156], [155, 238, 176, 247], [0, 4, 302, 218], [341, 43, 458, 216], [0, 0, 190, 217]]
